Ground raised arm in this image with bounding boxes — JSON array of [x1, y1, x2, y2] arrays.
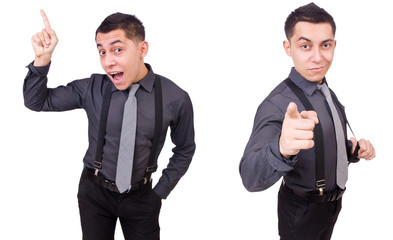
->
[[24, 10, 87, 112]]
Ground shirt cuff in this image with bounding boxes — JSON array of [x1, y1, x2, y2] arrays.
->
[[26, 61, 51, 76], [267, 134, 298, 172], [153, 182, 169, 199]]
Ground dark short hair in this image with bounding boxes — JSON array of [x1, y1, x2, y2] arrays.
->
[[284, 2, 336, 40], [96, 12, 145, 42]]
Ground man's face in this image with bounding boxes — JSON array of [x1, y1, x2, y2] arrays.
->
[[96, 29, 148, 90], [283, 22, 336, 83]]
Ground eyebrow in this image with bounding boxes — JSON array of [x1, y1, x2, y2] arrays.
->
[[297, 36, 334, 43], [96, 39, 124, 48], [297, 36, 311, 42]]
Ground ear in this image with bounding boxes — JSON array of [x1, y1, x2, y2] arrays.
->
[[140, 41, 149, 58], [283, 40, 291, 57]]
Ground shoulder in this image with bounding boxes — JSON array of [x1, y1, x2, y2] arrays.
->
[[90, 73, 108, 82], [64, 73, 110, 97], [258, 79, 297, 115], [68, 73, 107, 85], [156, 74, 191, 101], [83, 73, 111, 88]]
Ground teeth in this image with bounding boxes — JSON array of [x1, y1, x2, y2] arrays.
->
[[110, 72, 119, 76]]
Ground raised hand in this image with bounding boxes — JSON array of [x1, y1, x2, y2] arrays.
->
[[31, 10, 58, 66], [279, 102, 319, 159]]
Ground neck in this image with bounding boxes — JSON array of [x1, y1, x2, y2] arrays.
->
[[135, 63, 149, 83]]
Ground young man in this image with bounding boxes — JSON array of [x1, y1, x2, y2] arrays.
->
[[239, 3, 375, 240], [24, 10, 195, 240]]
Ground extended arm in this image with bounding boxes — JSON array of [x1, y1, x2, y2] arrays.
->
[[240, 102, 317, 192]]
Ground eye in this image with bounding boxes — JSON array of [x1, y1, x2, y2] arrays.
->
[[301, 44, 310, 50], [322, 43, 332, 48], [114, 48, 122, 53], [99, 50, 106, 56]]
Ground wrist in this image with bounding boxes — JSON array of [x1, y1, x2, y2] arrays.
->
[[33, 55, 51, 67], [279, 136, 291, 159]]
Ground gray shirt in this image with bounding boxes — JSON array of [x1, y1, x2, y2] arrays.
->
[[23, 63, 195, 199], [240, 68, 351, 192]]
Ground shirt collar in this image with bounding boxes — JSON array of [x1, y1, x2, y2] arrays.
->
[[137, 63, 155, 93], [288, 67, 327, 96]]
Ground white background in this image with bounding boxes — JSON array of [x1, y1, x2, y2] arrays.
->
[[1, 0, 391, 239]]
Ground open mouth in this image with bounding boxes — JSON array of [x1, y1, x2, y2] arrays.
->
[[109, 72, 124, 81]]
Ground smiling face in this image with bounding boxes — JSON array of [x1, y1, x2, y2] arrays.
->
[[283, 22, 336, 83], [96, 29, 148, 90]]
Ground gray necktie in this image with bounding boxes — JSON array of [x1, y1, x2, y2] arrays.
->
[[319, 83, 348, 189], [116, 84, 140, 193]]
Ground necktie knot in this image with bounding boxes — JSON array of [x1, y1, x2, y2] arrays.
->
[[318, 83, 331, 98], [129, 83, 140, 96]]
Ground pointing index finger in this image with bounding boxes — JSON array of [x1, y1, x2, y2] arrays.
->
[[40, 9, 51, 29]]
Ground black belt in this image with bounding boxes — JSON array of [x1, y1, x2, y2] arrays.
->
[[84, 167, 150, 194], [284, 182, 345, 203]]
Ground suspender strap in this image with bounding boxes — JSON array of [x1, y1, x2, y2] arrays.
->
[[94, 80, 113, 173], [144, 75, 163, 180], [94, 75, 163, 179], [284, 78, 326, 190]]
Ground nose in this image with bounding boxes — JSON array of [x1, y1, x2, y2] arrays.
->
[[103, 53, 116, 68], [311, 47, 322, 63]]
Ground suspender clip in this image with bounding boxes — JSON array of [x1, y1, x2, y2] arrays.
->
[[94, 161, 102, 169], [316, 179, 326, 195], [146, 165, 157, 173], [93, 161, 102, 176]]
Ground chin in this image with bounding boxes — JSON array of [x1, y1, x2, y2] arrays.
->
[[307, 72, 327, 82], [113, 83, 127, 91]]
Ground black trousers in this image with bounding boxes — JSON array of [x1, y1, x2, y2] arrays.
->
[[278, 184, 342, 240], [77, 169, 162, 240]]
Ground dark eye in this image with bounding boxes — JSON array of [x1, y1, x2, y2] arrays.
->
[[301, 44, 310, 50], [114, 48, 122, 53], [323, 43, 331, 48], [99, 50, 106, 56]]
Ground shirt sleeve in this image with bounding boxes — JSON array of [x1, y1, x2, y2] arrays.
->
[[153, 92, 196, 199], [239, 99, 297, 192], [23, 62, 88, 112]]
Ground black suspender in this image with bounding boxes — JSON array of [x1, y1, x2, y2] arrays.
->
[[284, 78, 326, 191], [93, 80, 113, 174], [94, 75, 163, 181], [144, 75, 163, 181]]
